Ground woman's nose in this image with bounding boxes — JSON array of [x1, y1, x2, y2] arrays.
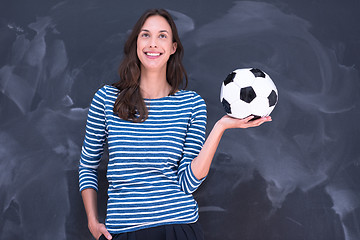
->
[[149, 37, 158, 48]]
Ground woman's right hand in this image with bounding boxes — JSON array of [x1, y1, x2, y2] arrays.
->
[[81, 189, 112, 240], [88, 221, 112, 240]]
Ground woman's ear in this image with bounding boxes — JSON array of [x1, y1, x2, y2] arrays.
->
[[171, 42, 177, 55]]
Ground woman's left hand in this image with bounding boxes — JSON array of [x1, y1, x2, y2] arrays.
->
[[217, 115, 272, 130]]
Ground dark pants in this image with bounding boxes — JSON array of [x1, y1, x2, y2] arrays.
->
[[99, 222, 204, 240]]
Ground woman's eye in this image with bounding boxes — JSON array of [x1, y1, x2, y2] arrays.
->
[[159, 34, 167, 39], [141, 33, 150, 38]]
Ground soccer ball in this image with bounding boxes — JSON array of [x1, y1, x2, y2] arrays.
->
[[220, 68, 278, 119]]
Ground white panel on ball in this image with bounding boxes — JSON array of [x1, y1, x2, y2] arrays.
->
[[251, 76, 277, 97], [233, 68, 255, 88], [220, 82, 240, 104], [250, 97, 270, 117], [230, 100, 252, 119]]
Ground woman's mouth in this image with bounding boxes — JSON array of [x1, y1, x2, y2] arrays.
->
[[145, 52, 161, 57]]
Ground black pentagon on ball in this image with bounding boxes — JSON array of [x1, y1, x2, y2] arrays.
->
[[250, 68, 266, 78], [268, 90, 278, 107], [223, 72, 236, 86], [240, 86, 256, 103], [221, 98, 232, 114]]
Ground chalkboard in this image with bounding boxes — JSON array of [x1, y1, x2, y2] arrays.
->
[[1, 1, 359, 239]]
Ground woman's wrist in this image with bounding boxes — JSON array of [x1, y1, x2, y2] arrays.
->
[[213, 117, 231, 132], [88, 217, 100, 228], [214, 116, 230, 132]]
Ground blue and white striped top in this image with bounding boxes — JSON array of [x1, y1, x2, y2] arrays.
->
[[79, 85, 207, 234]]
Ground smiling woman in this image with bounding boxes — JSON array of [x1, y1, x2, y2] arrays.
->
[[79, 8, 271, 240], [136, 15, 178, 97], [112, 9, 187, 123]]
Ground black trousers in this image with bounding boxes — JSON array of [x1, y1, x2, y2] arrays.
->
[[99, 223, 204, 240]]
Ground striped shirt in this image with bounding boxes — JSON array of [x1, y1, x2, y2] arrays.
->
[[79, 85, 207, 234]]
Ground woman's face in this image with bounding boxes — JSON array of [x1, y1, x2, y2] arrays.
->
[[137, 15, 177, 73]]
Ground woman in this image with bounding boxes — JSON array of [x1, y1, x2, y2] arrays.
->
[[79, 8, 271, 240]]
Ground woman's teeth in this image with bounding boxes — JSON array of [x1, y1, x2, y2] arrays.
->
[[146, 52, 161, 56]]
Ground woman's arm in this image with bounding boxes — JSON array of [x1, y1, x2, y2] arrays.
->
[[191, 115, 272, 180], [81, 188, 112, 240], [79, 87, 111, 239]]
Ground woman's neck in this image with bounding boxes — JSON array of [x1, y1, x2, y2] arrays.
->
[[139, 70, 171, 99]]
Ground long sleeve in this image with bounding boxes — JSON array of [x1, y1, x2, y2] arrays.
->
[[79, 86, 108, 192], [79, 87, 207, 233], [177, 93, 207, 194]]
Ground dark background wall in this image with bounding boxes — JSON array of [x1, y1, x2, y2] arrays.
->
[[1, 0, 360, 239]]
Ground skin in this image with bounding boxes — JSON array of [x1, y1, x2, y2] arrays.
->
[[136, 15, 177, 99], [81, 189, 111, 240], [81, 15, 272, 240], [191, 115, 271, 180]]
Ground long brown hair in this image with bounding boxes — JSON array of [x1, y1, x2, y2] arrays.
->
[[112, 9, 188, 122]]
